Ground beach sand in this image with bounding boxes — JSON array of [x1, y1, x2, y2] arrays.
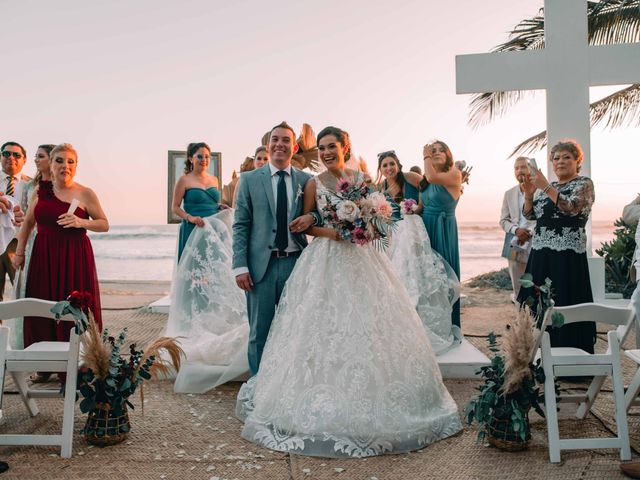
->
[[1, 281, 637, 479]]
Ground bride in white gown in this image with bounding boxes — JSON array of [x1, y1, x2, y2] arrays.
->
[[236, 126, 461, 458]]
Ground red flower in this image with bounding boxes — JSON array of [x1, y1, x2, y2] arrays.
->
[[67, 290, 92, 311]]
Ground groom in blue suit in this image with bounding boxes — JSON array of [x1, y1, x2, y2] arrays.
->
[[232, 122, 315, 376]]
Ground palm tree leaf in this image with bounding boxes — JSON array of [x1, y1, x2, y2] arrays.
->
[[468, 0, 640, 128], [509, 83, 640, 157]]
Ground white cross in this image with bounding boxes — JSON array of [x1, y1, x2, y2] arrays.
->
[[456, 0, 640, 180], [456, 0, 640, 299]]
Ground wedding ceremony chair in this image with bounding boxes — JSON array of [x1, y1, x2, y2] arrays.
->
[[538, 302, 634, 463], [0, 298, 79, 458], [623, 285, 640, 411]]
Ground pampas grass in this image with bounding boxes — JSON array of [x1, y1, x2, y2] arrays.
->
[[502, 306, 536, 395], [136, 336, 183, 379], [80, 312, 110, 380]]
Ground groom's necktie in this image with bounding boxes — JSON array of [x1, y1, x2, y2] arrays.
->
[[275, 170, 288, 251], [5, 176, 14, 197]]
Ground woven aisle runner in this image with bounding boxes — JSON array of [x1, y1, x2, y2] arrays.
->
[[0, 304, 636, 479]]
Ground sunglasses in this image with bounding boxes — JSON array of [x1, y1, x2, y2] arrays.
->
[[1, 151, 23, 159], [377, 150, 397, 159]]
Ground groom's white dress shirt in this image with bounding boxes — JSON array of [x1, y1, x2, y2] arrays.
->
[[268, 163, 299, 254], [232, 164, 300, 278]]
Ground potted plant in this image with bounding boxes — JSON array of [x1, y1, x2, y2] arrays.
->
[[51, 291, 182, 446], [465, 277, 563, 451]]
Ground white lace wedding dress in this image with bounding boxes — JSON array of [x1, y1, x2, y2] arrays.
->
[[236, 176, 461, 458], [388, 214, 461, 354], [165, 209, 249, 393]]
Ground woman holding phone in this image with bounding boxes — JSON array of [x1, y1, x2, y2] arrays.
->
[[517, 139, 596, 353]]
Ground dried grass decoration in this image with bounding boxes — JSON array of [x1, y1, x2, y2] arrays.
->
[[464, 306, 546, 452], [51, 291, 183, 447]]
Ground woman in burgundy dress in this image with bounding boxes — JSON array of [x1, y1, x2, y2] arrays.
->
[[13, 143, 109, 382]]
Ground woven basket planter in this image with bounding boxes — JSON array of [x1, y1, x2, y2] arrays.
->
[[487, 413, 531, 452], [84, 402, 130, 447]]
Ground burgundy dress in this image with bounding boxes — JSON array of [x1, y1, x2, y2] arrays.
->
[[23, 181, 102, 347]]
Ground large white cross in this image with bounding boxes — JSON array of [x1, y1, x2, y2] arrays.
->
[[456, 0, 640, 180], [456, 0, 640, 299]]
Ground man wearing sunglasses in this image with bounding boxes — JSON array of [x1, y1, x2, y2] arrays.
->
[[0, 142, 30, 301]]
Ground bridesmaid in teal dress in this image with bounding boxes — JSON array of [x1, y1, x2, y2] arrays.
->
[[172, 142, 225, 261], [377, 150, 423, 206], [420, 140, 463, 328]]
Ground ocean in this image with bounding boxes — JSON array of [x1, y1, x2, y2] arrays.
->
[[89, 221, 618, 283]]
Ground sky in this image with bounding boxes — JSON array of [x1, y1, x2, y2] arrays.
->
[[1, 0, 637, 225]]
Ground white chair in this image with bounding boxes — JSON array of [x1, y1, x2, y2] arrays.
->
[[623, 285, 640, 411], [538, 302, 634, 463], [0, 298, 80, 458]]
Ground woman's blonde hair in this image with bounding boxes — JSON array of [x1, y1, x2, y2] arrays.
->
[[50, 143, 78, 160]]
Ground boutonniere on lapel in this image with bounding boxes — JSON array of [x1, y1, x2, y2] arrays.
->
[[295, 185, 304, 202]]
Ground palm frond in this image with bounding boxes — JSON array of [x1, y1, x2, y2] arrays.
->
[[509, 83, 640, 157], [591, 83, 640, 129], [468, 0, 640, 128]]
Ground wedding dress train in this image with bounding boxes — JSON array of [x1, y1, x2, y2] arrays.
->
[[165, 209, 249, 393]]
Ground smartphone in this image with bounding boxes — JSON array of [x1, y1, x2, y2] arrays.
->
[[528, 157, 538, 173]]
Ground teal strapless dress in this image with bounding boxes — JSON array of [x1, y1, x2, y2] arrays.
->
[[178, 187, 220, 260], [421, 184, 460, 327]]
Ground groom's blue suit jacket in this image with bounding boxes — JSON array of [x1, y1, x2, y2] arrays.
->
[[232, 164, 311, 284]]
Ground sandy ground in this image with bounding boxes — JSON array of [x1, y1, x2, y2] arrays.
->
[[1, 281, 638, 479]]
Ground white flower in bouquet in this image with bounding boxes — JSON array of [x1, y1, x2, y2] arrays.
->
[[336, 200, 360, 222]]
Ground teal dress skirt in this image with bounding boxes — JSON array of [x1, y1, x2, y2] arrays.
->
[[178, 187, 220, 261], [421, 184, 461, 328]]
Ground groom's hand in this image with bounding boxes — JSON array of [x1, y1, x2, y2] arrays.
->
[[236, 273, 253, 292]]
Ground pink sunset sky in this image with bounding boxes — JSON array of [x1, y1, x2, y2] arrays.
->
[[2, 0, 637, 225]]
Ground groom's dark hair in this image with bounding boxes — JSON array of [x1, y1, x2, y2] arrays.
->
[[269, 121, 296, 142]]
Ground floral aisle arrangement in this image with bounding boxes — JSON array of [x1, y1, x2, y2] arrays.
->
[[51, 291, 183, 446], [465, 278, 563, 451], [465, 308, 544, 450], [317, 177, 397, 249]]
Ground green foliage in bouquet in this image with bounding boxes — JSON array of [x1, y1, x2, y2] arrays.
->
[[596, 218, 638, 298]]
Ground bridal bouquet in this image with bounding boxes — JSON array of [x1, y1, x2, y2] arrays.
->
[[317, 177, 396, 248]]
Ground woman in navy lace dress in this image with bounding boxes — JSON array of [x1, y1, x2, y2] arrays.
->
[[517, 140, 596, 353]]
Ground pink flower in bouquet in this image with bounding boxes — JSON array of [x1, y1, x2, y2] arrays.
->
[[400, 198, 418, 215], [337, 178, 351, 193], [368, 191, 393, 219], [352, 227, 368, 245]]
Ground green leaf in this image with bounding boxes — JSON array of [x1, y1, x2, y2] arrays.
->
[[79, 398, 94, 413], [551, 312, 565, 328]]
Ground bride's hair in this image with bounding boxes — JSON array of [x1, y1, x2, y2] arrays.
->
[[317, 126, 351, 161]]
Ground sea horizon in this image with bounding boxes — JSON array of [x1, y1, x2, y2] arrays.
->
[[89, 220, 620, 284]]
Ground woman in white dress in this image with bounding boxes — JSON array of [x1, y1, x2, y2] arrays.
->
[[236, 126, 461, 458], [377, 151, 461, 353]]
